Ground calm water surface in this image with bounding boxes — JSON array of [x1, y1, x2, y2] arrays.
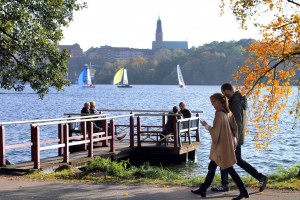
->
[[0, 85, 299, 176]]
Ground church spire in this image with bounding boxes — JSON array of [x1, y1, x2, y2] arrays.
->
[[155, 17, 163, 42]]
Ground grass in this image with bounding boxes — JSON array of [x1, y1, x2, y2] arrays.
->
[[27, 157, 300, 190]]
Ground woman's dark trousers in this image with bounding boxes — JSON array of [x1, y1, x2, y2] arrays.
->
[[221, 144, 264, 186], [200, 160, 247, 193]]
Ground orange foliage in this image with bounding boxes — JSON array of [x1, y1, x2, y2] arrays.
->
[[222, 0, 300, 149]]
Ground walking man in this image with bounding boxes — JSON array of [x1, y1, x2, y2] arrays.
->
[[211, 83, 268, 192]]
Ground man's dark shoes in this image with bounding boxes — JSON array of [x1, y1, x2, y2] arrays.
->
[[211, 184, 229, 192], [259, 175, 268, 192], [232, 191, 249, 200], [191, 189, 206, 197]]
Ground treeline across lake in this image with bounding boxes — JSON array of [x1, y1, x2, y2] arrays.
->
[[67, 39, 255, 85]]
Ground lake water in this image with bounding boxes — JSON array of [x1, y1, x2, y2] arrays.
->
[[0, 85, 299, 176]]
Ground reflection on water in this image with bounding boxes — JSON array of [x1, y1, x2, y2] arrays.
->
[[0, 85, 299, 176]]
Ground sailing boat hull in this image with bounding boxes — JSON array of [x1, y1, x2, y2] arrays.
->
[[117, 85, 132, 88]]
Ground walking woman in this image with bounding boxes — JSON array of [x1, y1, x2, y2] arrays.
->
[[191, 93, 249, 200]]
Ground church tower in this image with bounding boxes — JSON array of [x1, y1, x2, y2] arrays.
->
[[155, 17, 163, 42]]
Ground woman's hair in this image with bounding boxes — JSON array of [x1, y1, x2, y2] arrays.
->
[[210, 93, 230, 113], [90, 100, 96, 108]]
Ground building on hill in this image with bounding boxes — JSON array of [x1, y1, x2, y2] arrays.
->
[[59, 17, 188, 62], [85, 46, 153, 62], [59, 43, 83, 58], [152, 17, 188, 50]]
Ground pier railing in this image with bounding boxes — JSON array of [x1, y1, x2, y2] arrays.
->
[[136, 113, 200, 147], [68, 109, 202, 148], [0, 114, 134, 169]]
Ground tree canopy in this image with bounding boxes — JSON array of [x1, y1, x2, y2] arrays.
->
[[0, 0, 86, 98], [221, 0, 300, 148]]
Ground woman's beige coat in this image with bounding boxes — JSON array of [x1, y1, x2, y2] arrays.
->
[[208, 110, 238, 170]]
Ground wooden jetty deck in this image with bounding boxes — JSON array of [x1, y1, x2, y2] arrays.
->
[[0, 110, 202, 173]]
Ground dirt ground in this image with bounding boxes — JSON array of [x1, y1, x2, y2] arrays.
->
[[0, 175, 299, 200]]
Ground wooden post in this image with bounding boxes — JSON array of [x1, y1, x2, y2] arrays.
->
[[81, 122, 87, 150], [102, 119, 108, 147], [162, 113, 166, 127], [137, 116, 141, 147], [196, 113, 200, 142], [129, 113, 134, 147], [0, 126, 6, 167], [63, 124, 69, 163], [88, 122, 93, 157], [32, 126, 40, 169], [177, 121, 182, 147], [58, 124, 64, 156], [31, 125, 34, 161], [109, 120, 115, 152], [173, 117, 178, 148], [188, 119, 192, 144]]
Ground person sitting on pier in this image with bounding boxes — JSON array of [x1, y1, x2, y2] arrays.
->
[[179, 102, 192, 129], [81, 102, 90, 114], [179, 102, 191, 118], [81, 102, 101, 132], [90, 100, 103, 130], [159, 106, 182, 145]]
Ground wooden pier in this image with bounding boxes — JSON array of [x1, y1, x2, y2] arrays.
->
[[0, 110, 202, 173]]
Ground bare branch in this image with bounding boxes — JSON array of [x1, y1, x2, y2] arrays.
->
[[287, 0, 300, 6]]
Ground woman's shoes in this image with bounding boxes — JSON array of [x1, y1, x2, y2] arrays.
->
[[191, 189, 206, 197], [232, 191, 249, 200]]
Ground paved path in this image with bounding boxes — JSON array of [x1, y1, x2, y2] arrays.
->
[[0, 176, 299, 200]]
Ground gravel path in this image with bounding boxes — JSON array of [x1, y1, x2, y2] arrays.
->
[[0, 176, 299, 200]]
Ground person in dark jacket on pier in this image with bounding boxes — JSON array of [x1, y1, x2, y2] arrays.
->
[[81, 102, 90, 114], [179, 102, 192, 129], [179, 102, 192, 118]]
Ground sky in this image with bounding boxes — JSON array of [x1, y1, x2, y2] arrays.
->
[[60, 0, 262, 52]]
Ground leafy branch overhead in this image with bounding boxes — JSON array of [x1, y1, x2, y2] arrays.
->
[[222, 0, 300, 148], [0, 0, 86, 99]]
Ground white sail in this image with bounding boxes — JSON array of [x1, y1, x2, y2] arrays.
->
[[122, 68, 129, 85], [177, 65, 185, 88], [86, 67, 92, 85]]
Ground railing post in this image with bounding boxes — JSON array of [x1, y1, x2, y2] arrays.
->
[[58, 124, 64, 156], [177, 121, 182, 147], [31, 125, 40, 169], [137, 116, 141, 147], [31, 125, 34, 161], [102, 119, 108, 147], [81, 122, 87, 150], [162, 113, 166, 127], [0, 126, 6, 167], [196, 113, 200, 142], [109, 120, 115, 152], [63, 124, 69, 163], [129, 113, 134, 147], [188, 119, 192, 144], [88, 122, 93, 157], [173, 117, 178, 148]]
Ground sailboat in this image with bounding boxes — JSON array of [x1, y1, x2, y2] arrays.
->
[[113, 66, 132, 88], [177, 64, 185, 88], [78, 64, 95, 88]]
